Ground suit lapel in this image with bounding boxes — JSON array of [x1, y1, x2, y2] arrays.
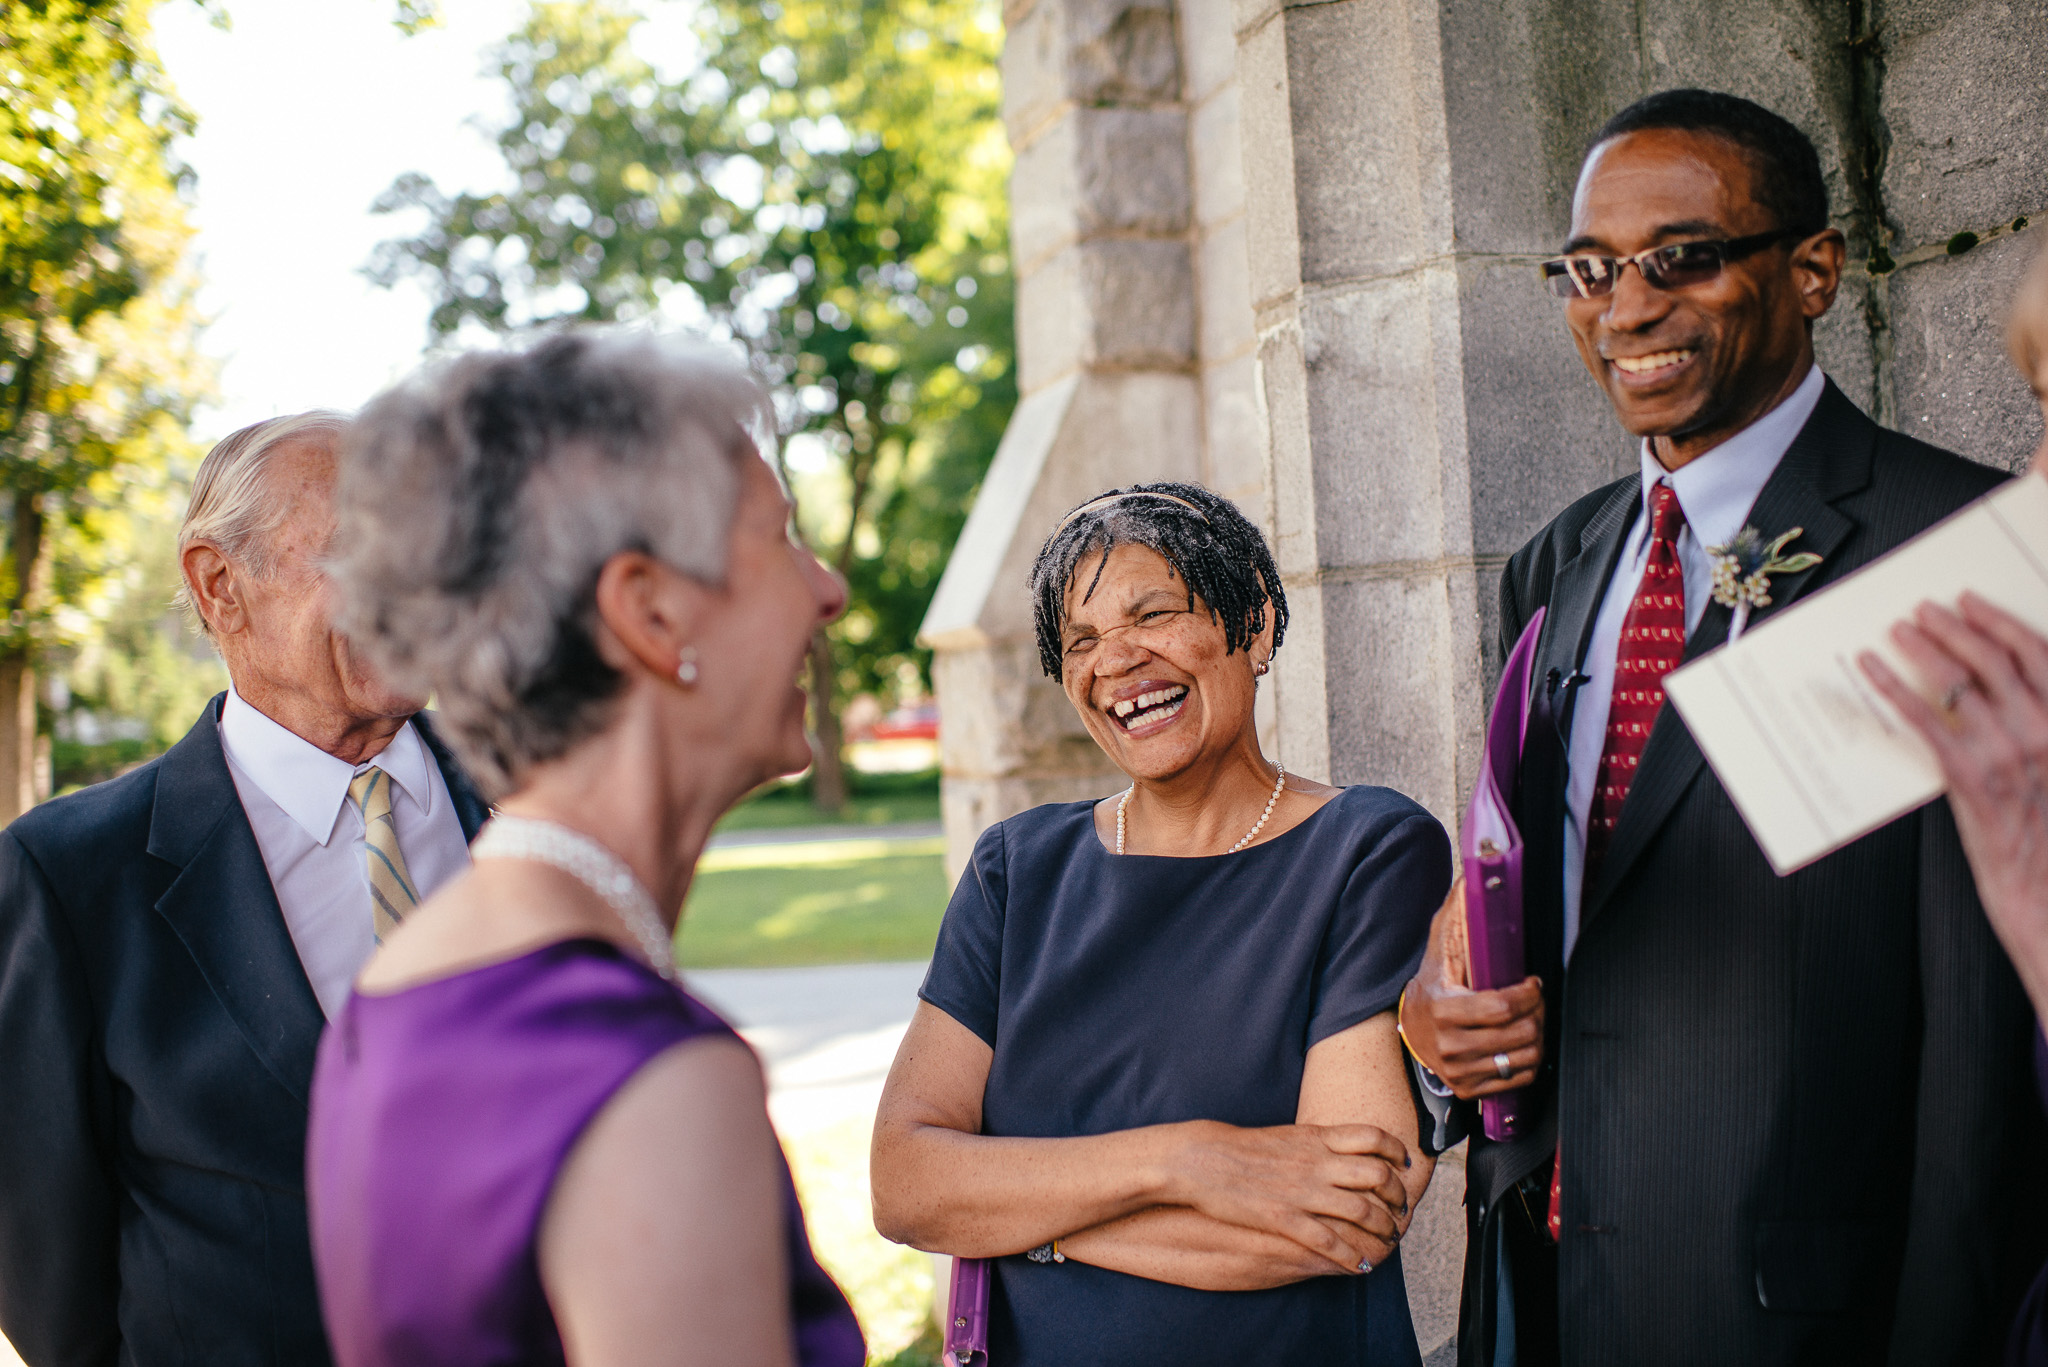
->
[[147, 695, 326, 1107], [414, 711, 489, 840], [1522, 480, 1640, 889], [1536, 479, 1643, 700], [1582, 382, 1871, 920]]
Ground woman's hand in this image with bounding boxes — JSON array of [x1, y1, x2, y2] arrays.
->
[[1859, 592, 2048, 1020], [1055, 1206, 1367, 1290], [1050, 1012, 1433, 1289], [1397, 879, 1544, 1098], [1160, 1119, 1413, 1274], [874, 1006, 1421, 1284], [1056, 1114, 1425, 1287]]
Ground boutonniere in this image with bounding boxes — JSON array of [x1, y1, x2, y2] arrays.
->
[[1707, 526, 1823, 641]]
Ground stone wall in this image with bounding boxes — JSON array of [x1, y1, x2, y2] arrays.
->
[[927, 0, 2048, 862], [1236, 0, 2047, 829], [921, 0, 1271, 879]]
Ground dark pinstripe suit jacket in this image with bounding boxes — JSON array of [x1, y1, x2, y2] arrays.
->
[[1459, 379, 2048, 1366]]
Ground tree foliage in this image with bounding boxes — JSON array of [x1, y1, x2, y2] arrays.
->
[[0, 0, 219, 773], [369, 0, 1014, 728]]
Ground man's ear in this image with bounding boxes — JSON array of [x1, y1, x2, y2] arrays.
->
[[1791, 228, 1846, 322], [181, 542, 246, 638], [591, 551, 708, 683]]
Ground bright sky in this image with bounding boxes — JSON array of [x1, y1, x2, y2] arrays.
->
[[151, 0, 704, 442], [151, 0, 521, 439]]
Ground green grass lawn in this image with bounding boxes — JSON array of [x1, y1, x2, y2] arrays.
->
[[676, 835, 950, 968], [679, 831, 954, 1358], [680, 783, 955, 1360], [781, 1115, 946, 1365], [713, 768, 941, 835]]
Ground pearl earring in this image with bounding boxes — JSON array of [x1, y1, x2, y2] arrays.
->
[[676, 647, 700, 687]]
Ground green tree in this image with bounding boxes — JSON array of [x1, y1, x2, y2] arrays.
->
[[368, 0, 1013, 810], [0, 0, 215, 817]]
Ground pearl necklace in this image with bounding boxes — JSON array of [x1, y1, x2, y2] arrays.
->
[[471, 816, 680, 983], [1116, 763, 1287, 856]]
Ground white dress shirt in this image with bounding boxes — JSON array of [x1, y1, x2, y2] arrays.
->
[[1560, 363, 1825, 960], [219, 687, 472, 1017]]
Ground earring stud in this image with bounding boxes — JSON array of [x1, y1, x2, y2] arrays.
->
[[676, 647, 700, 687]]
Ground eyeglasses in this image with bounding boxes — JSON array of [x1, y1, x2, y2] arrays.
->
[[1541, 230, 1799, 299]]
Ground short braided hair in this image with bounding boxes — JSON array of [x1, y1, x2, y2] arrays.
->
[[1029, 481, 1286, 682]]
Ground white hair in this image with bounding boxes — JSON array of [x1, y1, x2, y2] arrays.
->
[[329, 331, 768, 798], [175, 410, 351, 633]]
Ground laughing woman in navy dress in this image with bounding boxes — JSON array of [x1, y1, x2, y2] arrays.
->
[[872, 483, 1453, 1367]]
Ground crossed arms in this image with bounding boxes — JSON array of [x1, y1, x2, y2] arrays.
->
[[869, 1003, 1432, 1292]]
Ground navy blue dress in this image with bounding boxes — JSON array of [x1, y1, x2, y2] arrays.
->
[[920, 784, 1453, 1367]]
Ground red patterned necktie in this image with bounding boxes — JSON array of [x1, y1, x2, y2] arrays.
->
[[1549, 478, 1688, 1242], [1585, 479, 1689, 871]]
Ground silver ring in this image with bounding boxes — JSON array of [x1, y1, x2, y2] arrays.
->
[[1942, 680, 1975, 712], [1358, 1258, 1373, 1274], [1493, 1052, 1513, 1080]]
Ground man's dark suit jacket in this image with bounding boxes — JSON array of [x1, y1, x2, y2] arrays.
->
[[0, 694, 487, 1367], [1459, 380, 2048, 1366]]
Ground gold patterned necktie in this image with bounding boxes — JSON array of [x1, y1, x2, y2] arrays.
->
[[348, 766, 418, 943]]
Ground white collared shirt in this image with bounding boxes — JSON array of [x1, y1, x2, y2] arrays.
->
[[1560, 364, 1825, 959], [218, 686, 472, 1017]]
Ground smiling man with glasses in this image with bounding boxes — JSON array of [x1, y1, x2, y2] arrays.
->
[[1396, 89, 2044, 1366]]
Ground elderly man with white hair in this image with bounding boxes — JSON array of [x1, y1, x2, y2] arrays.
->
[[0, 412, 487, 1367]]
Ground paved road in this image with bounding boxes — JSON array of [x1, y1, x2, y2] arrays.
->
[[688, 959, 927, 1138], [688, 959, 1464, 1363], [706, 821, 945, 850]]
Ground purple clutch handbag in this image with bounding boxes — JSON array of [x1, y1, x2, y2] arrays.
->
[[1462, 607, 1545, 1142], [943, 1255, 990, 1366]]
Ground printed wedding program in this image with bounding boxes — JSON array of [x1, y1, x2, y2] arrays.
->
[[1667, 471, 2048, 875]]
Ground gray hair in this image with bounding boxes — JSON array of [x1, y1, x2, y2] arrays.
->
[[175, 410, 351, 633], [329, 331, 766, 798]]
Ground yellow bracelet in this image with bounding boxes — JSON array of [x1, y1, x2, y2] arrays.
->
[[1395, 984, 1421, 1062]]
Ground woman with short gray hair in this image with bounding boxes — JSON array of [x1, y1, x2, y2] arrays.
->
[[304, 332, 864, 1367]]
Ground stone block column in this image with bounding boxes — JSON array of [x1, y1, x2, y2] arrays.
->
[[1233, 0, 1545, 818], [922, 0, 1205, 879]]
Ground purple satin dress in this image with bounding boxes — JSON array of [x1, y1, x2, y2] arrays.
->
[[307, 938, 865, 1367]]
